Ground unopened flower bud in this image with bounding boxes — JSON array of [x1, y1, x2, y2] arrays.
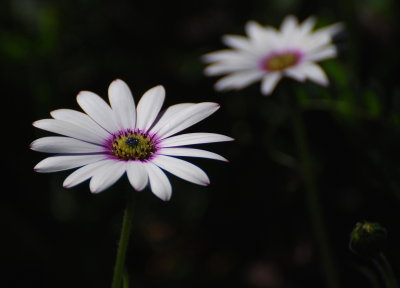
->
[[349, 221, 387, 258]]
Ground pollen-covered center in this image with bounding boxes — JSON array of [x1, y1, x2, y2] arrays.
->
[[111, 132, 156, 161], [264, 51, 300, 71]]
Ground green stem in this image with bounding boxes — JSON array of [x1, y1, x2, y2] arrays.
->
[[111, 194, 135, 288], [291, 95, 339, 288], [375, 253, 399, 288], [122, 269, 130, 288]]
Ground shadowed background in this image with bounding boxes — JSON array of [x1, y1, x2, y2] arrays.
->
[[2, 0, 400, 287]]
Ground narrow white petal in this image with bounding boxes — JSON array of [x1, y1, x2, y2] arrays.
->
[[154, 102, 220, 140], [305, 22, 341, 52], [150, 103, 194, 135], [152, 155, 210, 186], [302, 22, 343, 55], [284, 65, 307, 82], [202, 50, 244, 63], [214, 70, 265, 91], [306, 46, 337, 62], [77, 91, 119, 133], [136, 85, 165, 131], [315, 22, 344, 38], [299, 16, 316, 36], [159, 147, 228, 161], [160, 132, 234, 147], [245, 20, 266, 40], [222, 35, 255, 54], [30, 136, 105, 154], [63, 160, 110, 188], [214, 74, 243, 91], [280, 15, 299, 35], [34, 154, 106, 173], [89, 160, 126, 193], [302, 63, 329, 86], [126, 161, 149, 191], [108, 79, 136, 130], [204, 60, 256, 76], [51, 109, 110, 140], [261, 73, 282, 95], [249, 26, 281, 51], [33, 119, 106, 144], [144, 162, 172, 201]]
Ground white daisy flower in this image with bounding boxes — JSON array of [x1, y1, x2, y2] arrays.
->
[[31, 79, 233, 201], [203, 15, 343, 96]]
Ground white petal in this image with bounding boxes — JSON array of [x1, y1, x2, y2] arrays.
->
[[245, 20, 266, 40], [63, 160, 110, 188], [214, 70, 265, 91], [144, 162, 172, 201], [30, 136, 105, 154], [315, 22, 344, 38], [302, 22, 342, 55], [160, 132, 234, 147], [77, 91, 119, 133], [306, 46, 337, 62], [222, 35, 255, 54], [261, 73, 282, 95], [159, 147, 228, 161], [33, 119, 106, 144], [284, 65, 307, 82], [250, 26, 281, 51], [108, 79, 136, 130], [126, 161, 149, 191], [202, 50, 245, 63], [204, 60, 256, 76], [299, 16, 316, 36], [34, 154, 106, 173], [150, 103, 195, 135], [154, 102, 220, 139], [152, 155, 210, 186], [305, 23, 341, 52], [89, 160, 126, 193], [136, 85, 165, 132], [51, 109, 110, 140], [280, 15, 299, 35], [302, 63, 329, 86]]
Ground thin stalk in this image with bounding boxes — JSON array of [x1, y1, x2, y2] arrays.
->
[[291, 94, 339, 288], [111, 193, 135, 288], [122, 270, 130, 288], [375, 253, 399, 288]]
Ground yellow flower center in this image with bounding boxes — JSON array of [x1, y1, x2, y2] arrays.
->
[[264, 52, 299, 71], [111, 132, 156, 161]]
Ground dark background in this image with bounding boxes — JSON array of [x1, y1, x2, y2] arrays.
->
[[2, 0, 400, 287]]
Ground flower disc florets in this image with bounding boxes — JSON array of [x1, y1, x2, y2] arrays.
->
[[110, 130, 157, 161], [263, 50, 302, 71]]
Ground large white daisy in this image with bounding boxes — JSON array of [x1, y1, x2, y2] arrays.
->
[[31, 79, 233, 201], [203, 15, 343, 96]]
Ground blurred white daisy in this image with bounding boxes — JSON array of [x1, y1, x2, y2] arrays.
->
[[203, 15, 343, 95], [31, 79, 233, 201]]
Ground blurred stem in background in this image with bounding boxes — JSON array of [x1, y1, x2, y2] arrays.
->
[[372, 254, 399, 288], [122, 270, 130, 288], [291, 91, 339, 288], [111, 193, 135, 288]]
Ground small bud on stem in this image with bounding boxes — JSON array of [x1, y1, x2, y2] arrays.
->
[[349, 221, 387, 258]]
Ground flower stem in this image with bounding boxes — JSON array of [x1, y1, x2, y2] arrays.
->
[[373, 253, 399, 288], [122, 269, 130, 288], [111, 193, 135, 288], [291, 94, 339, 288]]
